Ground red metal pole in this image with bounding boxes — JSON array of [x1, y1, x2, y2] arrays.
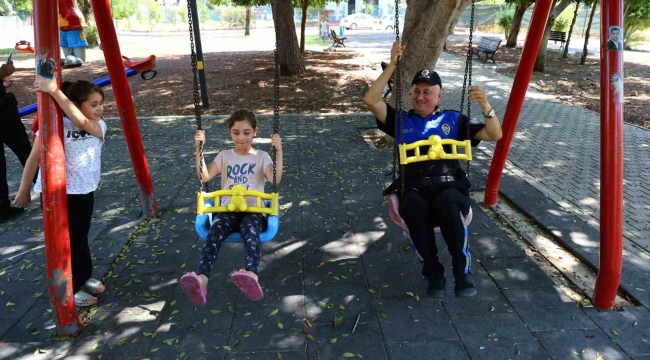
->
[[483, 0, 554, 206], [89, 0, 157, 217], [33, 0, 80, 336], [593, 0, 624, 310]]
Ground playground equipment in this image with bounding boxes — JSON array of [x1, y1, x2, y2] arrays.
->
[[34, 0, 157, 336], [19, 55, 157, 117], [480, 0, 623, 310]]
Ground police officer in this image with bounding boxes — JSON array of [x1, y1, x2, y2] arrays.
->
[[0, 60, 32, 222], [363, 41, 503, 298]]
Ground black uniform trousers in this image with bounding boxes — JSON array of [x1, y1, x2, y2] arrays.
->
[[0, 92, 32, 207], [398, 185, 472, 277]]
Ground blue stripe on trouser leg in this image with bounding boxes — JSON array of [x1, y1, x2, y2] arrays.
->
[[197, 213, 239, 277], [240, 213, 265, 274], [460, 211, 470, 274]]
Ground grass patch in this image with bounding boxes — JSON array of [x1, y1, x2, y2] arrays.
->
[[304, 35, 329, 47], [1, 48, 34, 61]]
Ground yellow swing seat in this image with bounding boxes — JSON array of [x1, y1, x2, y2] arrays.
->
[[195, 185, 280, 243]]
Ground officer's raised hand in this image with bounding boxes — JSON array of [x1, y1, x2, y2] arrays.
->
[[468, 86, 493, 114], [390, 40, 406, 66]]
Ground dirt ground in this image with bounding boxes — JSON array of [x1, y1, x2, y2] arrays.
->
[[445, 41, 650, 129], [6, 44, 649, 130], [7, 51, 372, 118]]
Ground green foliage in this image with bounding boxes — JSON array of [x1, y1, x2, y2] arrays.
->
[[6, 0, 31, 13], [364, 1, 375, 15], [496, 6, 515, 37], [220, 7, 256, 27], [552, 6, 575, 31], [196, 0, 211, 22], [85, 23, 100, 47], [111, 0, 138, 21], [146, 0, 163, 23], [624, 0, 650, 48]]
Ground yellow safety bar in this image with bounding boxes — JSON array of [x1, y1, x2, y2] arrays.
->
[[197, 184, 279, 216], [398, 135, 472, 165]]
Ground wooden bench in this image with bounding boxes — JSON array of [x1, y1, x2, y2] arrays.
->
[[331, 29, 347, 48], [548, 30, 567, 50], [381, 61, 393, 99], [471, 37, 502, 63]]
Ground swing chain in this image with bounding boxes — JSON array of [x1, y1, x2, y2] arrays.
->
[[459, 0, 476, 182], [393, 0, 405, 198], [187, 0, 204, 191], [271, 0, 280, 194]]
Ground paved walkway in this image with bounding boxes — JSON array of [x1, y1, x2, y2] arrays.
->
[[1, 113, 648, 359]]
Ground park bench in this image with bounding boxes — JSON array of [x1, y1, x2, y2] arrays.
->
[[331, 29, 347, 48], [470, 37, 502, 63], [549, 30, 567, 50]]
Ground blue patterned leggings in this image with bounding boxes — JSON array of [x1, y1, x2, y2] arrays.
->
[[197, 213, 266, 277]]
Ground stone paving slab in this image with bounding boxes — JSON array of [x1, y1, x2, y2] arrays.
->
[[534, 328, 631, 360], [584, 306, 650, 356], [452, 312, 549, 359]]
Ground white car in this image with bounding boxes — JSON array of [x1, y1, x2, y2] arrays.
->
[[340, 13, 379, 30], [377, 15, 405, 32]]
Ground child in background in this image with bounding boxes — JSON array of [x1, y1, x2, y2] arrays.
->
[[14, 73, 107, 307]]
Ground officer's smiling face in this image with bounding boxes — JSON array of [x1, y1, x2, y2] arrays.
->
[[411, 82, 442, 117]]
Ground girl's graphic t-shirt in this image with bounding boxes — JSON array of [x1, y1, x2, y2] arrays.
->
[[34, 117, 107, 194], [214, 149, 273, 207]]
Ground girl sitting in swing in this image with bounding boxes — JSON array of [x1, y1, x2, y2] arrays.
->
[[180, 110, 283, 305]]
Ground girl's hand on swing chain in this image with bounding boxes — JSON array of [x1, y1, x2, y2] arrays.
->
[[195, 130, 206, 148], [271, 134, 282, 153]]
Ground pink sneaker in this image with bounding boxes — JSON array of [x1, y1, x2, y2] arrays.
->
[[230, 271, 264, 301], [180, 273, 207, 306]]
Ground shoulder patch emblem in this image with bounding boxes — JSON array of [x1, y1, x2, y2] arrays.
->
[[442, 123, 451, 135]]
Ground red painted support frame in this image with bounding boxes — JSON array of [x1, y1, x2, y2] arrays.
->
[[90, 0, 157, 217], [33, 0, 80, 336], [593, 0, 624, 310], [483, 0, 554, 206]]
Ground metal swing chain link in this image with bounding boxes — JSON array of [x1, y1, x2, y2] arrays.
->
[[271, 0, 280, 194], [187, 1, 204, 192], [459, 0, 476, 183]]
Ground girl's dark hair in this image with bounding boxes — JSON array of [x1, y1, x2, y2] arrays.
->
[[61, 80, 104, 106], [223, 110, 257, 129]]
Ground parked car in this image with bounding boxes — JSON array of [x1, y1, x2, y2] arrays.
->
[[340, 13, 379, 30], [377, 15, 405, 32]]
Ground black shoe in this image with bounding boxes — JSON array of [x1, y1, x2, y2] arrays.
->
[[454, 273, 477, 298], [427, 275, 446, 298], [0, 203, 25, 222]]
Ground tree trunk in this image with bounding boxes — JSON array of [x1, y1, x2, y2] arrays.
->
[[506, 2, 533, 47], [396, 0, 472, 108], [300, 0, 310, 53], [533, 0, 573, 72], [77, 0, 93, 23], [245, 7, 251, 36], [562, 1, 580, 59], [271, 0, 306, 75], [580, 1, 597, 65]]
